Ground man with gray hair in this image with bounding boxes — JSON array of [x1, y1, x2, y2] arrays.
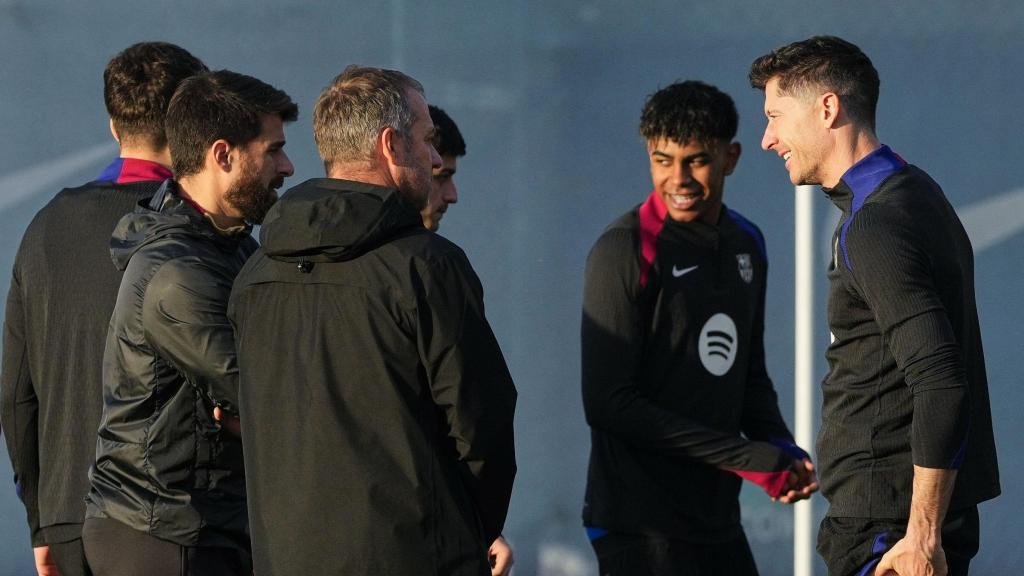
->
[[229, 66, 517, 575]]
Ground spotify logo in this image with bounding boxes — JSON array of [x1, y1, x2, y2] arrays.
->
[[698, 313, 738, 376]]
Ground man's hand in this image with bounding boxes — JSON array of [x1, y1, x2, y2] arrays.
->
[[488, 536, 514, 576], [872, 465, 956, 575], [212, 406, 242, 438], [34, 546, 61, 576], [874, 533, 947, 576], [775, 458, 818, 504]]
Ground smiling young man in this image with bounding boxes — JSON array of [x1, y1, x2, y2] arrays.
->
[[751, 36, 1000, 576], [580, 80, 816, 575], [82, 70, 296, 576]]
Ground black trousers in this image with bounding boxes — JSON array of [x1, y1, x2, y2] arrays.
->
[[82, 517, 250, 576], [590, 531, 760, 576], [49, 538, 91, 576], [817, 506, 980, 576]]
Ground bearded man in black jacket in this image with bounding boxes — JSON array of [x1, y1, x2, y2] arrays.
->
[[1, 42, 207, 576], [229, 66, 517, 576], [82, 70, 297, 576]]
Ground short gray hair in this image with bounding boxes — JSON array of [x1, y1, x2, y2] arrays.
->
[[313, 65, 424, 166]]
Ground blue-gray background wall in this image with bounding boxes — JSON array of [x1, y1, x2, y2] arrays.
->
[[1, 2, 1021, 574]]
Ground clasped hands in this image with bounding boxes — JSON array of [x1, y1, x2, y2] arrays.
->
[[773, 458, 818, 504]]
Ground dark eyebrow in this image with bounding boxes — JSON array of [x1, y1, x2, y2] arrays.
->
[[651, 150, 711, 162]]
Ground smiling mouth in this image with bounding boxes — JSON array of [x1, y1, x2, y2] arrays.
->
[[667, 191, 701, 209]]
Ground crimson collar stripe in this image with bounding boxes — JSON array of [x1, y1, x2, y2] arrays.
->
[[638, 190, 667, 288]]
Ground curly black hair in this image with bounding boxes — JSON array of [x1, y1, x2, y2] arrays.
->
[[639, 80, 738, 147], [104, 42, 208, 148]]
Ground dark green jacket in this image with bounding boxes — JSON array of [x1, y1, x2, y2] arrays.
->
[[85, 181, 255, 551], [229, 179, 517, 575]]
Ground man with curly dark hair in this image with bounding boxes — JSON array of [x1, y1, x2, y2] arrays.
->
[[580, 80, 816, 575]]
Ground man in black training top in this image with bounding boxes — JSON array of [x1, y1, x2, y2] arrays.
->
[[229, 66, 517, 576], [82, 70, 296, 576], [751, 36, 1000, 576], [581, 80, 817, 575], [1, 42, 207, 576]]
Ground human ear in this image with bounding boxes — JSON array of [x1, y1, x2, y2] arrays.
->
[[820, 92, 841, 129], [381, 127, 401, 166], [211, 140, 233, 173], [725, 141, 742, 175]]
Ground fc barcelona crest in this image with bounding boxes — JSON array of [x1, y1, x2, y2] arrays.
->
[[736, 253, 753, 284]]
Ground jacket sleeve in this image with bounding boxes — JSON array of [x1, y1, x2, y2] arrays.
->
[[416, 248, 517, 545], [1, 263, 44, 545], [739, 250, 809, 460], [845, 206, 968, 469], [581, 229, 795, 496], [141, 257, 241, 417]]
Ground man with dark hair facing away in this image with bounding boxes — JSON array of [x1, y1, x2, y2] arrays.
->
[[420, 104, 466, 231], [420, 104, 513, 573], [1, 41, 207, 576], [229, 66, 517, 575], [581, 80, 817, 575], [751, 35, 999, 576], [82, 70, 297, 576]]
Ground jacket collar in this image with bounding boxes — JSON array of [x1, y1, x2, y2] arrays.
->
[[824, 145, 906, 212]]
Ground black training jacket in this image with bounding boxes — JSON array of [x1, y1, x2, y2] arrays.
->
[[820, 146, 1000, 519], [229, 178, 517, 575], [582, 192, 805, 542], [1, 176, 160, 546], [84, 181, 255, 550]]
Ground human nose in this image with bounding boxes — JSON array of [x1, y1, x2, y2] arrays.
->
[[444, 182, 458, 204], [761, 123, 777, 152], [278, 151, 295, 177], [671, 163, 693, 186], [430, 145, 442, 170]]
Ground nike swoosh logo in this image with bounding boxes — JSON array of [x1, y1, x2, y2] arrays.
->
[[672, 265, 698, 278]]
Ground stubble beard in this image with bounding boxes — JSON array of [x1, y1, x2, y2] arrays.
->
[[397, 168, 431, 212], [226, 161, 280, 225]]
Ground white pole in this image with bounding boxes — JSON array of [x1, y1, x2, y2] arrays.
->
[[794, 184, 816, 576]]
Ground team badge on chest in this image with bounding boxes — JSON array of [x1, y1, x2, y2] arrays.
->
[[736, 253, 753, 284]]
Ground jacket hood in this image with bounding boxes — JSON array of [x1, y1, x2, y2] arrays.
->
[[259, 178, 425, 263], [110, 180, 250, 270]]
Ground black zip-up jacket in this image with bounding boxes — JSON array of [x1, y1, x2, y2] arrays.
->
[[229, 178, 517, 575], [2, 170, 163, 546], [820, 146, 1000, 519], [582, 192, 805, 542], [84, 181, 255, 550]]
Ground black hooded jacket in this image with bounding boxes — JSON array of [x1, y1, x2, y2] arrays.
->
[[228, 179, 517, 576], [84, 181, 255, 550]]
